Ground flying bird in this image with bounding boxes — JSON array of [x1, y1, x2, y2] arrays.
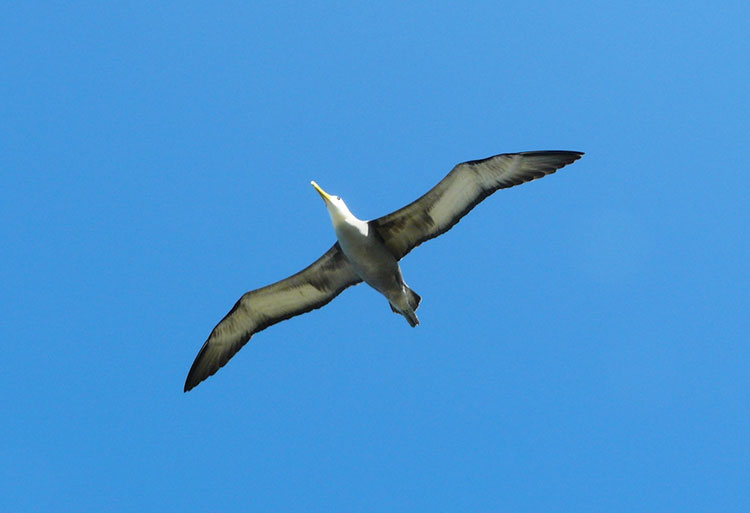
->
[[184, 150, 583, 391]]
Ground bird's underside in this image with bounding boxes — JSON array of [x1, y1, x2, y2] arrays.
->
[[184, 150, 583, 391]]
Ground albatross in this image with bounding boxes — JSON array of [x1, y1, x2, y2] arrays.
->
[[184, 150, 583, 391]]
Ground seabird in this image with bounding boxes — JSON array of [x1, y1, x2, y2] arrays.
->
[[184, 150, 583, 391]]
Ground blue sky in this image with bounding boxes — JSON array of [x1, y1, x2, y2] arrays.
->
[[2, 1, 748, 511]]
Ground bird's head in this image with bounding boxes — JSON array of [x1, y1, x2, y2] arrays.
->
[[311, 181, 354, 224]]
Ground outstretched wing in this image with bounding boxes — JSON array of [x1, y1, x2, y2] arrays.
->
[[184, 242, 361, 391], [371, 151, 583, 260]]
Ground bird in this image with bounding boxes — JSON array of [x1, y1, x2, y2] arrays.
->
[[184, 150, 583, 391]]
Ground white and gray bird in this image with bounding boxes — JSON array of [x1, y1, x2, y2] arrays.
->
[[184, 150, 583, 391]]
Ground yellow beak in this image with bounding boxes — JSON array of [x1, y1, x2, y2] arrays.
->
[[311, 181, 332, 203]]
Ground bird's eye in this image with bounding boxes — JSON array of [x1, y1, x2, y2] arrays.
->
[[336, 196, 341, 200]]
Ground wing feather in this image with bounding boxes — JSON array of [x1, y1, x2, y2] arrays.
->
[[371, 151, 583, 260], [184, 242, 361, 391]]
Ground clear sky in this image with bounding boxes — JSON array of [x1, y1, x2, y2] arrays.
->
[[2, 1, 748, 511]]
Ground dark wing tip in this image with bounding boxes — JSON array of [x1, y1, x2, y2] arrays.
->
[[183, 335, 243, 392], [463, 149, 583, 167], [183, 340, 213, 392], [523, 150, 584, 170], [517, 150, 584, 161]]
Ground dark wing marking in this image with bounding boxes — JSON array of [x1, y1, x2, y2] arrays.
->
[[370, 151, 583, 260], [184, 242, 361, 391]]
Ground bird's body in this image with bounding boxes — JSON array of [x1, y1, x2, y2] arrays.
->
[[317, 186, 421, 327], [184, 150, 583, 391]]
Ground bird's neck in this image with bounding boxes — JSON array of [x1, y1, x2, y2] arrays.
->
[[329, 208, 368, 237]]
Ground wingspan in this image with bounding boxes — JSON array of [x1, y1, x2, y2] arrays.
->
[[371, 151, 583, 260], [184, 242, 361, 391]]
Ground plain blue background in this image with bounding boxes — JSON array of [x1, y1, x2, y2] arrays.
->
[[2, 1, 748, 511]]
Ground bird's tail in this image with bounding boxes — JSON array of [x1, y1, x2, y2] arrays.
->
[[403, 309, 420, 327], [389, 286, 421, 327]]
